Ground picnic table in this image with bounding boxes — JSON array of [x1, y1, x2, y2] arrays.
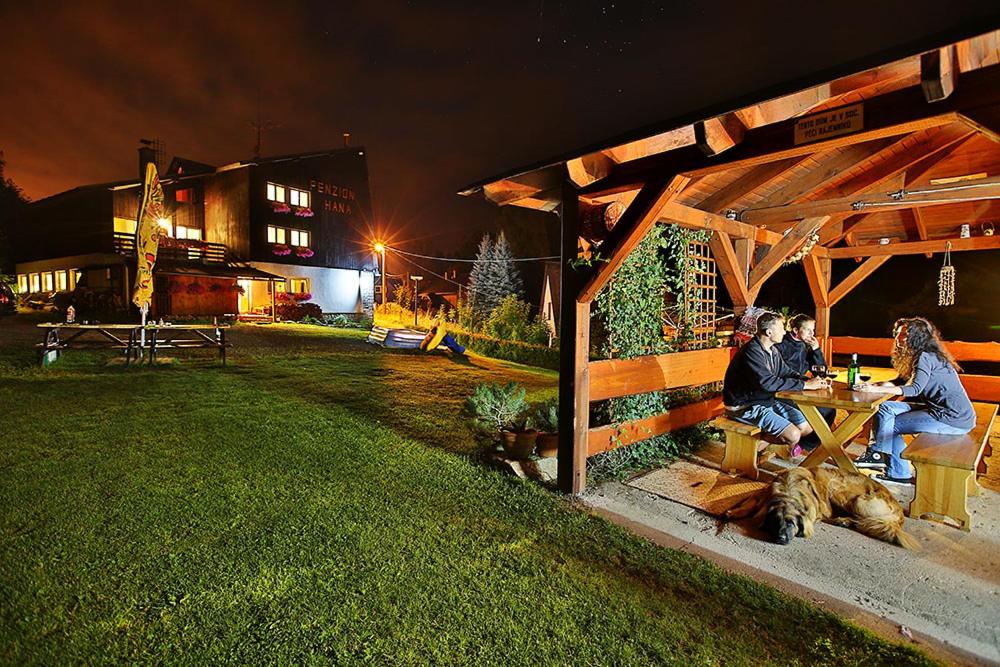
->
[[777, 382, 892, 473], [37, 322, 230, 366]]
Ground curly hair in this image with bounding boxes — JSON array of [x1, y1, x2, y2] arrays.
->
[[891, 317, 961, 379]]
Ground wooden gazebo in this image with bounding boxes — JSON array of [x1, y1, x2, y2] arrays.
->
[[462, 28, 1000, 494]]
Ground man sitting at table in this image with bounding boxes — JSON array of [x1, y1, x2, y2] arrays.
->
[[776, 313, 836, 443], [723, 311, 829, 449]]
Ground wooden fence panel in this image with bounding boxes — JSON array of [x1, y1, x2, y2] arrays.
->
[[588, 347, 731, 402], [587, 397, 725, 456], [831, 336, 1000, 362]]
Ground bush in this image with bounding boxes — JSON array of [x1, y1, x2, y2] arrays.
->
[[483, 295, 549, 345], [452, 331, 559, 370], [275, 302, 323, 322], [464, 382, 528, 433]]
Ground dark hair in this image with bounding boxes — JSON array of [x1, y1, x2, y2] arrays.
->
[[891, 317, 961, 378], [756, 312, 784, 335], [788, 314, 815, 331]]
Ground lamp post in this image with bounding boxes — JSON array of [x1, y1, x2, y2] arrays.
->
[[373, 242, 386, 305], [411, 275, 423, 327]]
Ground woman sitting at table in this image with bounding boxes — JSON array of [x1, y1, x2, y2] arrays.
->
[[854, 317, 975, 484]]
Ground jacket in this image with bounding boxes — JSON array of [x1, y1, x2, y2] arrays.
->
[[723, 337, 805, 408]]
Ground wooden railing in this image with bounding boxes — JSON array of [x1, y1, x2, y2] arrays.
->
[[831, 336, 999, 402], [113, 232, 229, 264], [586, 347, 731, 456]]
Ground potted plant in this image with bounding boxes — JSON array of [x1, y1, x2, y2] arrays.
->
[[533, 398, 559, 458], [465, 382, 535, 459]]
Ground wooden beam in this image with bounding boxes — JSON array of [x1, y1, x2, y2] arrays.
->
[[483, 167, 563, 207], [827, 235, 1000, 258], [695, 113, 745, 156], [922, 46, 958, 103], [557, 184, 585, 494], [910, 207, 933, 257], [741, 174, 1000, 225], [709, 232, 750, 307], [802, 253, 829, 307], [567, 152, 615, 187], [579, 175, 690, 303], [658, 201, 787, 246], [828, 256, 890, 305], [733, 237, 754, 283], [587, 397, 724, 456], [696, 156, 807, 213], [961, 375, 1000, 403], [588, 348, 731, 402], [749, 216, 831, 293], [579, 63, 1000, 199]]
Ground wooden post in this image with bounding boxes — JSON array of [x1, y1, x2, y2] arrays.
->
[[805, 255, 832, 360], [557, 182, 588, 494]]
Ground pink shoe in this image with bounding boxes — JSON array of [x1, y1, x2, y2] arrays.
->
[[791, 444, 804, 458]]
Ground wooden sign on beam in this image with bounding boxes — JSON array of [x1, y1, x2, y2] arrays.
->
[[794, 103, 864, 146]]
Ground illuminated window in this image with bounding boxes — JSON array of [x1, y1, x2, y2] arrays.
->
[[274, 280, 286, 293], [114, 217, 138, 234], [266, 182, 286, 202], [176, 226, 202, 240], [17, 274, 28, 293], [55, 271, 68, 291], [29, 274, 40, 292], [289, 188, 309, 208], [289, 278, 310, 294], [157, 218, 174, 237], [42, 272, 54, 291], [69, 270, 80, 290], [267, 225, 277, 243], [175, 188, 193, 203], [276, 227, 286, 244], [290, 229, 310, 247]]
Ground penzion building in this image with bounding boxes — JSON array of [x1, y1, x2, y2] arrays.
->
[[13, 145, 378, 320]]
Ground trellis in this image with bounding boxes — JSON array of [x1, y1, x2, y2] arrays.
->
[[680, 239, 717, 349]]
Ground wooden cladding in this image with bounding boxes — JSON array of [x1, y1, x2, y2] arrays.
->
[[588, 347, 731, 402], [587, 397, 725, 457], [830, 336, 1000, 362]]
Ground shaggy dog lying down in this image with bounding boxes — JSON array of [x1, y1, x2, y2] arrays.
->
[[726, 467, 919, 550]]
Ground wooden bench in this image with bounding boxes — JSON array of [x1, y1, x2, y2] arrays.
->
[[903, 401, 998, 531], [714, 417, 762, 481]]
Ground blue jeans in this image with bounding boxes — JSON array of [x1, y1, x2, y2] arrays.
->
[[731, 401, 806, 438], [872, 401, 969, 478]]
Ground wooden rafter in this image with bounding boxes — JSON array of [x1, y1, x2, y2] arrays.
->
[[657, 201, 787, 246], [748, 216, 831, 293], [695, 113, 746, 156], [922, 45, 959, 103], [829, 256, 891, 305], [708, 232, 750, 307], [741, 173, 1000, 225], [802, 253, 829, 307], [578, 175, 691, 303], [696, 156, 808, 213], [827, 235, 1000, 258]]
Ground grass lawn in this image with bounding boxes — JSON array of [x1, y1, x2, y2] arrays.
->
[[0, 318, 932, 664]]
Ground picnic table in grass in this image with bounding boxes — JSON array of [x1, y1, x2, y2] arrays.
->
[[777, 381, 892, 473], [37, 322, 230, 366]]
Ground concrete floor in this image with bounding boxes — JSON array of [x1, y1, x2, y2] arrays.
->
[[583, 435, 1000, 665]]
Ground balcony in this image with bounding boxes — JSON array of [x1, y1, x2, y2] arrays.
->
[[113, 232, 229, 264]]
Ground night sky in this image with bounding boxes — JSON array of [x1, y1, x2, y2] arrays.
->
[[2, 1, 997, 257]]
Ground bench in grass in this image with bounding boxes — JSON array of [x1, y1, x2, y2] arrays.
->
[[904, 401, 998, 531]]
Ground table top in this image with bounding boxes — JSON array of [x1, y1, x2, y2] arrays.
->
[[777, 383, 892, 411], [39, 323, 230, 330]]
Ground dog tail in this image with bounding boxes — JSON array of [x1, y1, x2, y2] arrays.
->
[[836, 517, 921, 551]]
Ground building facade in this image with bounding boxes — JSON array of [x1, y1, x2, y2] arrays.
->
[[13, 147, 377, 319]]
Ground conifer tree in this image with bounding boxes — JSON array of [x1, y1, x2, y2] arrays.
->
[[466, 233, 495, 319], [491, 231, 523, 303]]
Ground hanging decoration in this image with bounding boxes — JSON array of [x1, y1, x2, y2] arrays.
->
[[784, 231, 820, 265], [938, 241, 955, 306]]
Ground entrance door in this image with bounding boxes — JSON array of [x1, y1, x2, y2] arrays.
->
[[238, 279, 253, 313]]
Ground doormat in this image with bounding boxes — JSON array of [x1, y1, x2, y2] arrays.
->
[[627, 460, 769, 517]]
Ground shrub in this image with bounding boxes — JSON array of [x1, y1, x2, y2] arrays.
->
[[275, 302, 322, 322], [532, 398, 559, 433], [452, 331, 559, 370], [464, 382, 528, 433], [483, 295, 549, 344]]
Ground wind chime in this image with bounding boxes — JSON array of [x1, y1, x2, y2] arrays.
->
[[938, 241, 955, 306]]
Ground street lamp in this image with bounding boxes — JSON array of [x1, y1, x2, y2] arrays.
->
[[411, 275, 423, 327], [373, 242, 387, 305]]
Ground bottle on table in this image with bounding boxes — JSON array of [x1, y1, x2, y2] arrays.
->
[[847, 353, 861, 387], [66, 305, 75, 324]]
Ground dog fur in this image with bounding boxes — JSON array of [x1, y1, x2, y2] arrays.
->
[[727, 467, 920, 550]]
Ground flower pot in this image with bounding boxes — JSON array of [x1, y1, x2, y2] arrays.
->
[[500, 429, 536, 460], [536, 432, 559, 458]]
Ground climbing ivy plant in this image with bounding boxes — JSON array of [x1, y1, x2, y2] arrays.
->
[[589, 224, 715, 480]]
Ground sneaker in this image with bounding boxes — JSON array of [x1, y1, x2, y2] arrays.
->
[[876, 473, 915, 485], [853, 448, 888, 469]]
